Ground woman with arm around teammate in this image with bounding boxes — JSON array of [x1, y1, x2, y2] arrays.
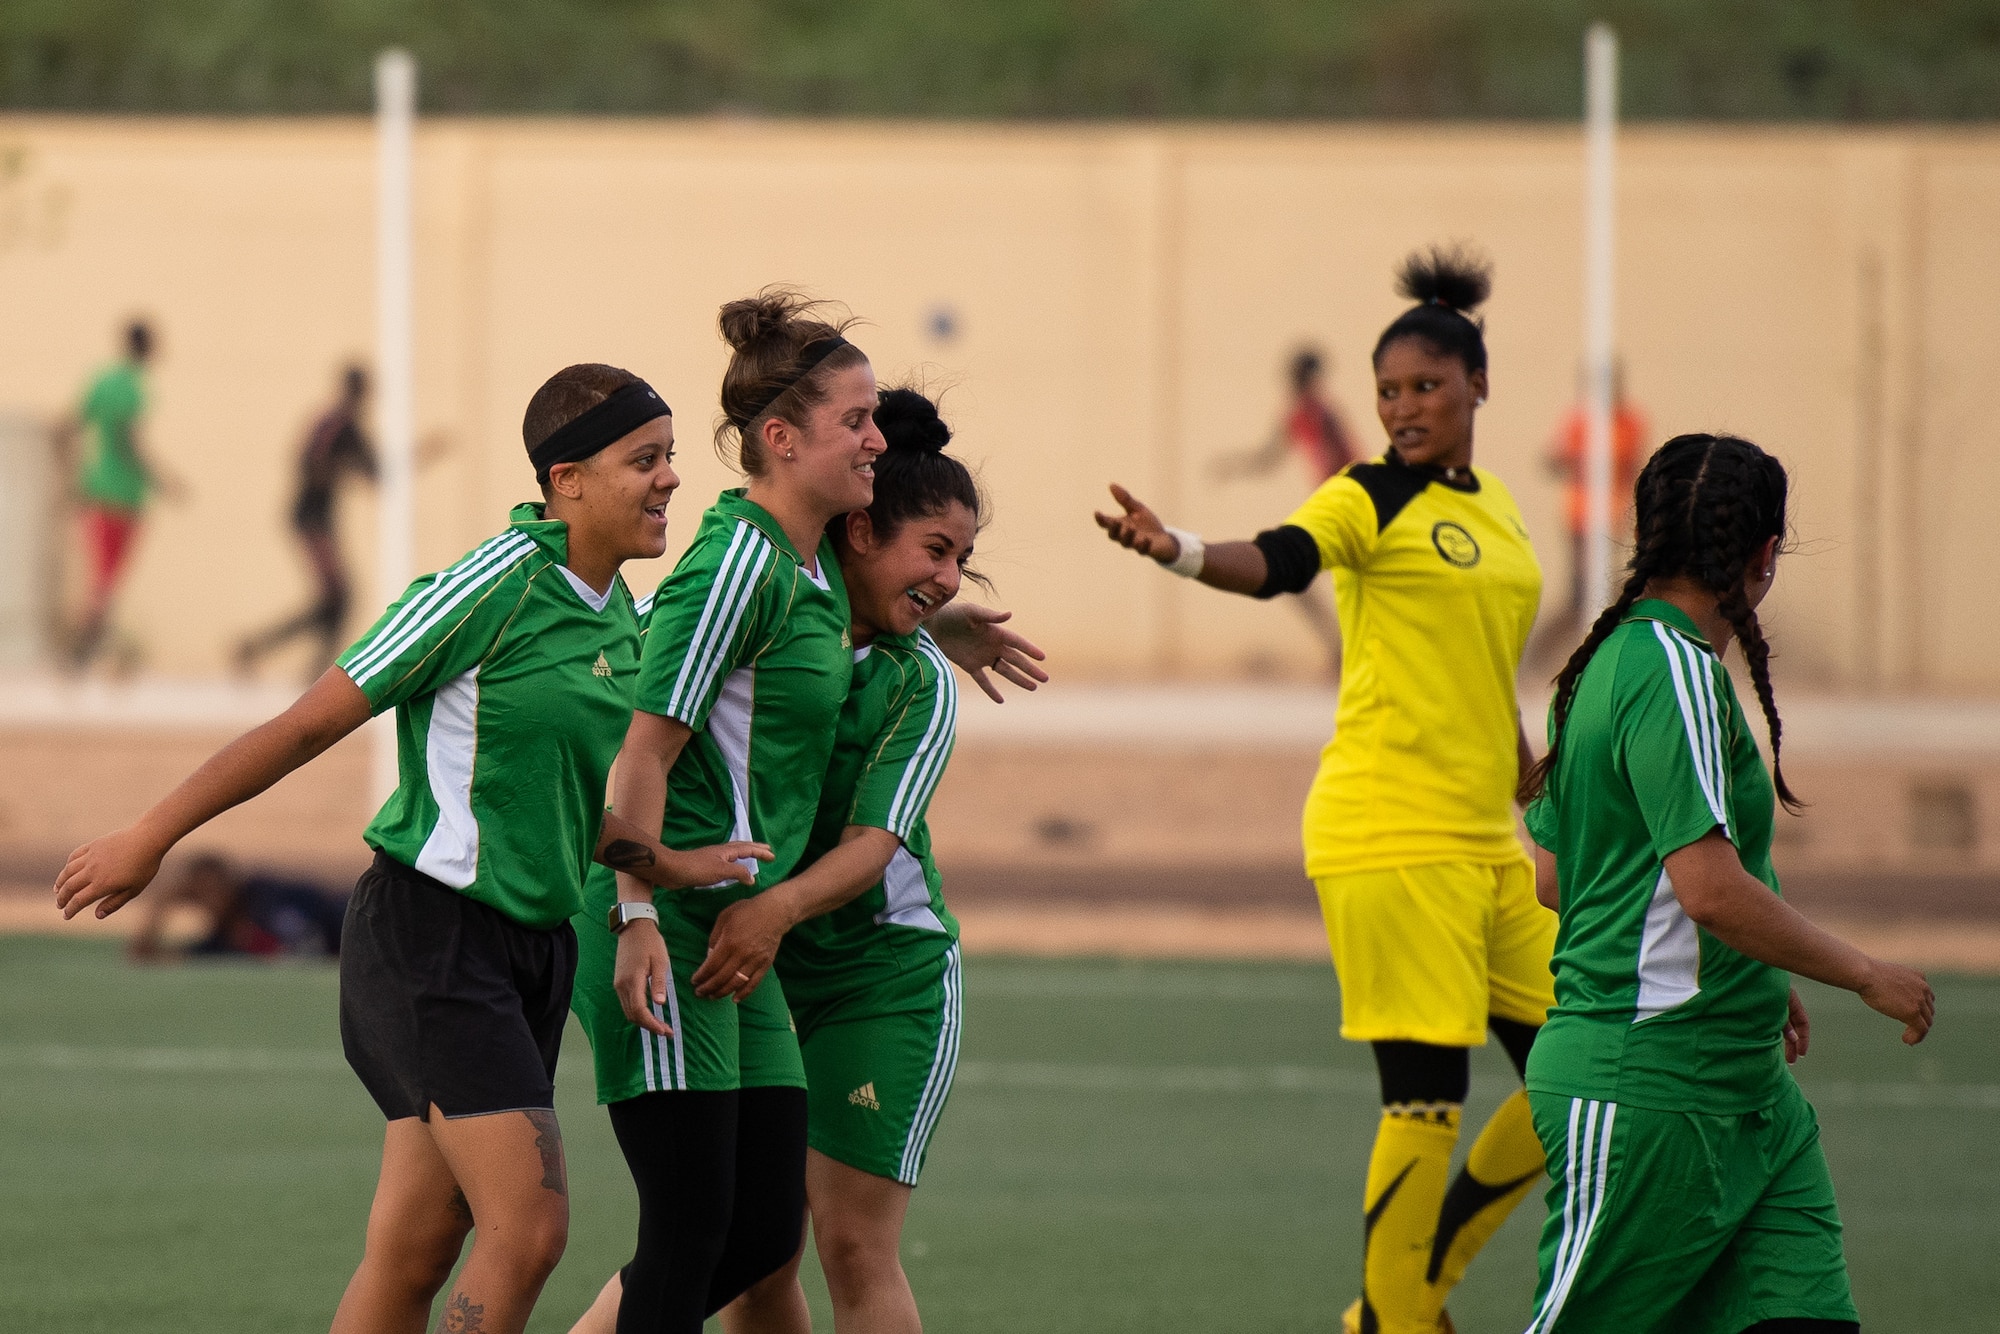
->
[[1098, 247, 1552, 1334], [53, 362, 769, 1334], [569, 304, 1040, 1334], [693, 387, 983, 1334], [1514, 434, 1933, 1334]]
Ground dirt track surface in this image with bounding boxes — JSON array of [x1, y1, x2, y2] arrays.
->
[[4, 719, 1996, 971]]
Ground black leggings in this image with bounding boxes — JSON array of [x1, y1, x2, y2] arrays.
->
[[1371, 1016, 1539, 1105], [607, 1087, 809, 1334]]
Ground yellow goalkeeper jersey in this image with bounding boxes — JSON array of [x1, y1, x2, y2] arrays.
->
[[1287, 452, 1542, 878]]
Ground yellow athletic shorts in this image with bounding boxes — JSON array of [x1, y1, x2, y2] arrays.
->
[[1314, 858, 1556, 1046]]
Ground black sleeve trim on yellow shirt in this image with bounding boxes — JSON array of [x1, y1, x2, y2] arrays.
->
[[1253, 524, 1321, 598]]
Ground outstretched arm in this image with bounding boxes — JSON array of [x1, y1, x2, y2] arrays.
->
[[691, 826, 903, 1000], [56, 667, 373, 919], [593, 810, 770, 893], [1665, 831, 1935, 1045], [1093, 483, 1273, 596]]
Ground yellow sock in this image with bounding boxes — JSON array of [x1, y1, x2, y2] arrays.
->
[[1356, 1102, 1461, 1334], [1424, 1090, 1546, 1307]]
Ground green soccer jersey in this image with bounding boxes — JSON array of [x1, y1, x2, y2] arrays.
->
[[338, 503, 641, 930], [78, 361, 148, 509], [1523, 599, 1790, 1114], [778, 628, 962, 1006], [634, 488, 853, 897]]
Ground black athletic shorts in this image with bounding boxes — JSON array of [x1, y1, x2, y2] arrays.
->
[[338, 851, 578, 1121]]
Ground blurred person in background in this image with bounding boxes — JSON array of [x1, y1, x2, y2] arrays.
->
[[236, 363, 377, 677], [1098, 246, 1551, 1334], [125, 852, 348, 961], [1528, 361, 1647, 670], [1211, 345, 1359, 678], [52, 318, 183, 669]]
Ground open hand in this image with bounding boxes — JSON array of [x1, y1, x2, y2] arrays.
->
[[692, 894, 793, 1000], [1859, 959, 1936, 1045], [54, 828, 166, 920], [1093, 483, 1180, 563], [928, 602, 1050, 704]]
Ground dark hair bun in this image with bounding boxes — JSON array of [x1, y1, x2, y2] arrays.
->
[[873, 387, 951, 454], [1394, 244, 1493, 314], [718, 288, 811, 351]]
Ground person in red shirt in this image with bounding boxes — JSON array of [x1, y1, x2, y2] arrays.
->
[[1211, 347, 1358, 677]]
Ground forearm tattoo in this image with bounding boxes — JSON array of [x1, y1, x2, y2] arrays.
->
[[526, 1109, 567, 1196], [435, 1292, 486, 1333], [601, 839, 656, 871]]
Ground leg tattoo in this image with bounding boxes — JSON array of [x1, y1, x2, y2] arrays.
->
[[525, 1109, 567, 1196], [435, 1291, 486, 1333]]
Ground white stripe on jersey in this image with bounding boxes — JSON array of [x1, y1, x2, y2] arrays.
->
[[411, 666, 483, 889], [679, 541, 771, 722], [345, 532, 536, 686], [665, 523, 772, 721], [1633, 867, 1702, 1021], [634, 590, 656, 618], [885, 633, 959, 839], [663, 522, 753, 716], [342, 530, 521, 679], [1652, 622, 1729, 834]]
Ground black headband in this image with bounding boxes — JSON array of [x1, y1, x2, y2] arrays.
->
[[738, 336, 855, 425], [530, 380, 671, 481]]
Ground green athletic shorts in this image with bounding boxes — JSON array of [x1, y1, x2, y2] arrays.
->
[[788, 943, 963, 1186], [571, 885, 806, 1102], [1524, 1078, 1857, 1333]]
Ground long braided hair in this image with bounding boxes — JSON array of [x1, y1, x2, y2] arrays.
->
[[1519, 433, 1801, 813]]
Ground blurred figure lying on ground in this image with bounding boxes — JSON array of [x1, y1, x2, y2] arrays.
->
[[125, 853, 347, 961]]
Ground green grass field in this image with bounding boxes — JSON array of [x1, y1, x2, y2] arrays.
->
[[2, 937, 1995, 1333]]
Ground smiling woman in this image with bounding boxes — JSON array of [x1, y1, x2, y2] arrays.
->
[[1094, 246, 1557, 1333], [566, 290, 887, 1334], [48, 359, 771, 1334]]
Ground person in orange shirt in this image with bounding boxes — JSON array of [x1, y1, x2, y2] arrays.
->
[[1533, 364, 1647, 668]]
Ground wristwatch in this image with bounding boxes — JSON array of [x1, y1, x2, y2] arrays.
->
[[607, 901, 661, 934]]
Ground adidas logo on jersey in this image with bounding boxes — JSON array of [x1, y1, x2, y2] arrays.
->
[[847, 1082, 880, 1110], [592, 651, 612, 678]]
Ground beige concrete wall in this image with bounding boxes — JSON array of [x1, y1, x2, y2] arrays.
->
[[0, 117, 1993, 688]]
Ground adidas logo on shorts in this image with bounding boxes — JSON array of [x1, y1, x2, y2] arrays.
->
[[848, 1082, 880, 1110], [592, 651, 612, 678]]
